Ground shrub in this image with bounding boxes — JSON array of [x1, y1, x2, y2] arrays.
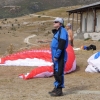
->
[[38, 16, 41, 18], [15, 19, 18, 21], [0, 26, 2, 29], [4, 18, 7, 21]]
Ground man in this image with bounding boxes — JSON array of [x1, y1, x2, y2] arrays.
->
[[66, 23, 74, 47], [49, 17, 68, 96]]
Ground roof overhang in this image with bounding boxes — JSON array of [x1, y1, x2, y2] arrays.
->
[[67, 2, 100, 14]]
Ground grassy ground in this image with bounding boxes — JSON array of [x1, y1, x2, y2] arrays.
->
[[0, 6, 100, 100], [0, 40, 100, 100]]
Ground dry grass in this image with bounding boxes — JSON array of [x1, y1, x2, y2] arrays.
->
[[0, 40, 100, 100], [0, 6, 100, 100]]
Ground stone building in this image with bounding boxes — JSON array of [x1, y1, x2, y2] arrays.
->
[[67, 2, 100, 40]]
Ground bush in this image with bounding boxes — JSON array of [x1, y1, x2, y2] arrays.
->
[[38, 16, 41, 18], [4, 18, 7, 21], [15, 19, 18, 21], [11, 27, 16, 31], [0, 26, 2, 29]]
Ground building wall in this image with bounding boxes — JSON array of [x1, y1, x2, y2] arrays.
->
[[96, 9, 100, 32], [82, 10, 94, 33], [87, 11, 94, 32], [82, 12, 86, 33]]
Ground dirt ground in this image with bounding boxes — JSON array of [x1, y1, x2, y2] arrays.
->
[[0, 6, 100, 100], [0, 39, 100, 100]]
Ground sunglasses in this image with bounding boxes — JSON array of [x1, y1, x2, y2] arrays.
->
[[54, 21, 59, 23]]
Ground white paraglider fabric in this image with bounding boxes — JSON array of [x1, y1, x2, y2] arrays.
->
[[0, 49, 52, 66], [1, 58, 53, 66], [85, 52, 100, 73]]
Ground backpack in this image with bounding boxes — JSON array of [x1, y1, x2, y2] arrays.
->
[[87, 44, 96, 50]]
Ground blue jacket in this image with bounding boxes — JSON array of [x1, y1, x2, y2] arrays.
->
[[51, 26, 68, 62]]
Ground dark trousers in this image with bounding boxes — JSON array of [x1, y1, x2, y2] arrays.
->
[[53, 51, 65, 88]]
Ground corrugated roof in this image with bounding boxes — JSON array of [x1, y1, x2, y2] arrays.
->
[[80, 1, 100, 8], [67, 1, 100, 13]]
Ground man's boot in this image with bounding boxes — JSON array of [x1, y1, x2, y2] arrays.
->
[[50, 88, 63, 96], [48, 88, 57, 94]]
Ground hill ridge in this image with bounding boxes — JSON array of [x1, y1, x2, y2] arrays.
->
[[0, 0, 99, 18]]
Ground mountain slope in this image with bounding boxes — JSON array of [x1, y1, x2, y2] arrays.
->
[[0, 0, 100, 18]]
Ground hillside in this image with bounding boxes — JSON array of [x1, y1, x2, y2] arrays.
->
[[0, 4, 100, 100], [0, 5, 80, 55], [0, 0, 100, 18], [0, 3, 79, 54]]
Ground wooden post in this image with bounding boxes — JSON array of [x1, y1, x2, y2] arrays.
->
[[77, 12, 78, 33], [80, 12, 82, 33], [94, 8, 96, 32], [72, 13, 74, 31], [86, 9, 89, 32], [68, 13, 70, 23]]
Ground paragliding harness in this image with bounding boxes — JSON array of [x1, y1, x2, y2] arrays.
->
[[86, 44, 96, 50]]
